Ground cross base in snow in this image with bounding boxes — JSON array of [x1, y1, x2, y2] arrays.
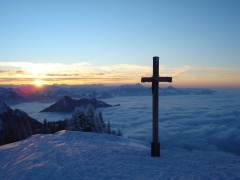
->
[[151, 142, 160, 157], [141, 56, 172, 157]]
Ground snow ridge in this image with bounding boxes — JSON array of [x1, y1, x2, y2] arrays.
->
[[0, 131, 239, 179]]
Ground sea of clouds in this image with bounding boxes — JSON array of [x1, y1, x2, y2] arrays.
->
[[12, 89, 240, 156]]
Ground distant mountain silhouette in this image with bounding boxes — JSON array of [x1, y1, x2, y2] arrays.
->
[[110, 83, 149, 96], [159, 86, 187, 95], [40, 96, 114, 113], [80, 91, 114, 99], [0, 84, 216, 105], [195, 89, 216, 95], [0, 88, 26, 105]]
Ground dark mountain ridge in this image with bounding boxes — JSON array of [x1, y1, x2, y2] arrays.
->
[[0, 101, 42, 130], [40, 96, 115, 113], [0, 101, 43, 145]]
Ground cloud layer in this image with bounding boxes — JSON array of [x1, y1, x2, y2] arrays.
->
[[99, 91, 240, 156], [11, 90, 240, 156], [1, 62, 240, 87]]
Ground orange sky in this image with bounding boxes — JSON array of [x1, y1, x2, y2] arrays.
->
[[0, 62, 239, 88]]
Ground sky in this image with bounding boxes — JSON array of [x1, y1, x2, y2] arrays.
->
[[0, 0, 240, 87]]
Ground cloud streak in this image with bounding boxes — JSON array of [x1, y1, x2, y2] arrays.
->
[[0, 62, 240, 87]]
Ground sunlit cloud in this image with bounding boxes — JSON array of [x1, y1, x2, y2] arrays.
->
[[0, 62, 239, 87]]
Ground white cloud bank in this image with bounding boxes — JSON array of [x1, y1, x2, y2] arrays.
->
[[99, 91, 240, 156], [12, 90, 240, 156]]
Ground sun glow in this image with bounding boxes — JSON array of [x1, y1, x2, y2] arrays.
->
[[34, 80, 44, 87]]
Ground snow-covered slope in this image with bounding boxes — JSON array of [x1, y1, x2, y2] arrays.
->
[[0, 131, 239, 179]]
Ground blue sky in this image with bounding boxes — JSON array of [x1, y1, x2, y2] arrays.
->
[[0, 0, 240, 87]]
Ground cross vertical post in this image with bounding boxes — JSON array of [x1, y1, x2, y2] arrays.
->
[[152, 57, 160, 156], [141, 56, 172, 157]]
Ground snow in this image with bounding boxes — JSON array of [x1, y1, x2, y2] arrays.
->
[[0, 131, 239, 179]]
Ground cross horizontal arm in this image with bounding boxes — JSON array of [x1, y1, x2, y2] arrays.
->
[[141, 77, 172, 83], [141, 77, 152, 82], [158, 77, 172, 82]]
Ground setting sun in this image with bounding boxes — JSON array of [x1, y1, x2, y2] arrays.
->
[[34, 80, 44, 87]]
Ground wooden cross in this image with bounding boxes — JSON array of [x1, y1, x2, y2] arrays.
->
[[141, 56, 172, 157]]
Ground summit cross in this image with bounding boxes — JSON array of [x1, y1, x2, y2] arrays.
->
[[141, 56, 172, 157]]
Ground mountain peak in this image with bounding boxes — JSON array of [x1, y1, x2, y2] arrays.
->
[[165, 86, 175, 90], [40, 97, 113, 112], [63, 95, 71, 99], [0, 102, 9, 114], [135, 83, 144, 87]]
